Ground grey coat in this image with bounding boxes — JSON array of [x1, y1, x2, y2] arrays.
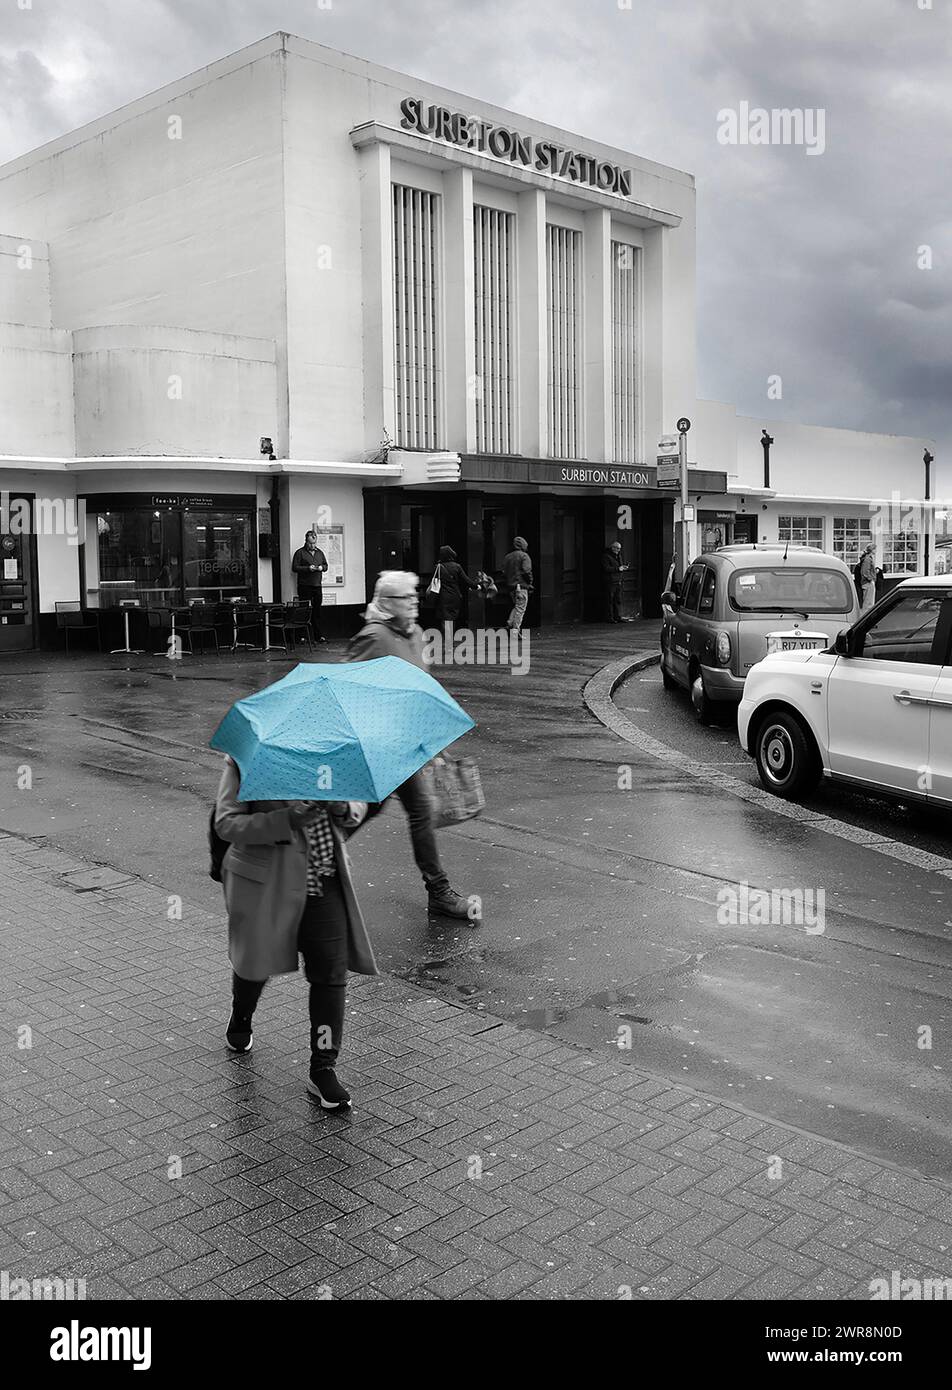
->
[[214, 756, 378, 982]]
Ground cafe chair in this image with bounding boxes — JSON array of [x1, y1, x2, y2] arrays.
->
[[172, 601, 220, 656], [55, 600, 101, 654], [233, 602, 266, 651], [268, 600, 314, 654]]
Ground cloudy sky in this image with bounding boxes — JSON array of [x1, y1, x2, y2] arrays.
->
[[1, 0, 949, 486]]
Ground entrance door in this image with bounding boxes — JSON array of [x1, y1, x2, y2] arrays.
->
[[733, 515, 757, 544], [0, 496, 37, 651], [554, 504, 582, 622]]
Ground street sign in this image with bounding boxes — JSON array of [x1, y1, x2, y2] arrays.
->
[[657, 456, 680, 487]]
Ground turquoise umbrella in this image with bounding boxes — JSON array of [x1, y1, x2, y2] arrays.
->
[[209, 656, 475, 802]]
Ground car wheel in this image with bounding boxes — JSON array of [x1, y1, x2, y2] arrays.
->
[[691, 671, 714, 725], [661, 655, 677, 691], [754, 712, 821, 799]]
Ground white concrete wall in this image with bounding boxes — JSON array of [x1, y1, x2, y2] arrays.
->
[[0, 234, 52, 327], [0, 323, 75, 455], [692, 398, 739, 477], [72, 326, 278, 457], [283, 52, 368, 461], [284, 475, 366, 608], [0, 40, 288, 438], [735, 417, 927, 499]]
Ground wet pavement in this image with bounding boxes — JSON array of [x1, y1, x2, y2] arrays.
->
[[1, 624, 951, 1183]]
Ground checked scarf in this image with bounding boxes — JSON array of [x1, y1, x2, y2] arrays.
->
[[302, 808, 337, 896]]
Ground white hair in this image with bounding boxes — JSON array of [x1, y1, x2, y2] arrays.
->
[[373, 570, 418, 600]]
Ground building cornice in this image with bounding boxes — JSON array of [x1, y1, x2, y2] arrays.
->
[[350, 122, 682, 228], [0, 456, 403, 478]]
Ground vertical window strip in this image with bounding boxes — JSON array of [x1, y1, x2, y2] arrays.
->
[[546, 225, 581, 458], [612, 241, 638, 464], [392, 184, 442, 449], [473, 206, 514, 454]]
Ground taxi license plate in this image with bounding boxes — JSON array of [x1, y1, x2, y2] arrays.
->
[[779, 638, 822, 651]]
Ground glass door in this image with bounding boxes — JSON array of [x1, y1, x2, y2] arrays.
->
[[181, 509, 255, 603], [554, 504, 582, 622], [0, 497, 36, 651]]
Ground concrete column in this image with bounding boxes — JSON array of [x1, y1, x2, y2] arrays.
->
[[537, 494, 556, 625], [443, 167, 476, 453], [357, 141, 394, 455], [583, 208, 612, 463], [464, 493, 486, 628], [517, 188, 547, 458], [641, 225, 664, 459]]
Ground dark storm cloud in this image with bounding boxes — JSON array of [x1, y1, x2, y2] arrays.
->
[[0, 0, 948, 480]]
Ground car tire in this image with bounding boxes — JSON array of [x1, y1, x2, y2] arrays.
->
[[691, 671, 714, 725], [754, 712, 821, 799], [661, 656, 677, 691]]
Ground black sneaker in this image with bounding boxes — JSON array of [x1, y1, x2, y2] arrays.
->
[[307, 1069, 352, 1109], [226, 1008, 253, 1053]]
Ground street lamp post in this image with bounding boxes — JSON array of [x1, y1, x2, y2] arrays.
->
[[677, 417, 691, 580], [924, 449, 934, 577]]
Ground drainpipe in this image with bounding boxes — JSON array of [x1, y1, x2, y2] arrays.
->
[[269, 474, 282, 603]]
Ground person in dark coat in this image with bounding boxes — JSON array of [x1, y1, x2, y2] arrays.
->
[[215, 755, 374, 1110], [290, 531, 328, 642], [501, 537, 533, 633], [602, 542, 630, 622], [432, 545, 479, 632], [347, 570, 477, 923]]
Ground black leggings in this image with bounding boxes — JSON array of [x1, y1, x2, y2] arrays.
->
[[232, 873, 348, 1069]]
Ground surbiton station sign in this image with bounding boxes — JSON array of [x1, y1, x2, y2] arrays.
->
[[399, 97, 633, 198]]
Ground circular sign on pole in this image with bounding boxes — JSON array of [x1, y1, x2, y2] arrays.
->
[[677, 417, 691, 434]]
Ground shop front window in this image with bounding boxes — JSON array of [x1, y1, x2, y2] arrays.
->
[[778, 515, 824, 549], [701, 520, 727, 554], [833, 515, 873, 567], [882, 528, 919, 575], [182, 510, 254, 602], [95, 504, 255, 608]]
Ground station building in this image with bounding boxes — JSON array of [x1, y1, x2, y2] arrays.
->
[[0, 32, 934, 651]]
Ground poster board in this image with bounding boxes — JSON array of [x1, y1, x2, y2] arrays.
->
[[313, 525, 345, 586]]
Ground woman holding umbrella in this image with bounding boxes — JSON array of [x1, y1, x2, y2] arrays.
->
[[210, 656, 477, 1109], [214, 759, 376, 1109]]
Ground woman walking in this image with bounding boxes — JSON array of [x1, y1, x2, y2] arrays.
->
[[214, 754, 377, 1109], [432, 545, 479, 634]]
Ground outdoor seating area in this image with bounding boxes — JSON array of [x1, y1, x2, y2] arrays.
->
[[53, 598, 318, 657]]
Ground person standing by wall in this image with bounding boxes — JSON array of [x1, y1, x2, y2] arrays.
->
[[602, 542, 631, 623], [502, 536, 533, 633], [859, 543, 878, 612], [291, 530, 328, 643]]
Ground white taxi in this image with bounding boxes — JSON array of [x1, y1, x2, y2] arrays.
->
[[738, 577, 952, 804]]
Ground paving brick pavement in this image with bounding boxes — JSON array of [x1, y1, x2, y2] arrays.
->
[[2, 828, 952, 1302]]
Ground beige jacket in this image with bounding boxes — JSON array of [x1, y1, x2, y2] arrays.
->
[[214, 756, 378, 982]]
